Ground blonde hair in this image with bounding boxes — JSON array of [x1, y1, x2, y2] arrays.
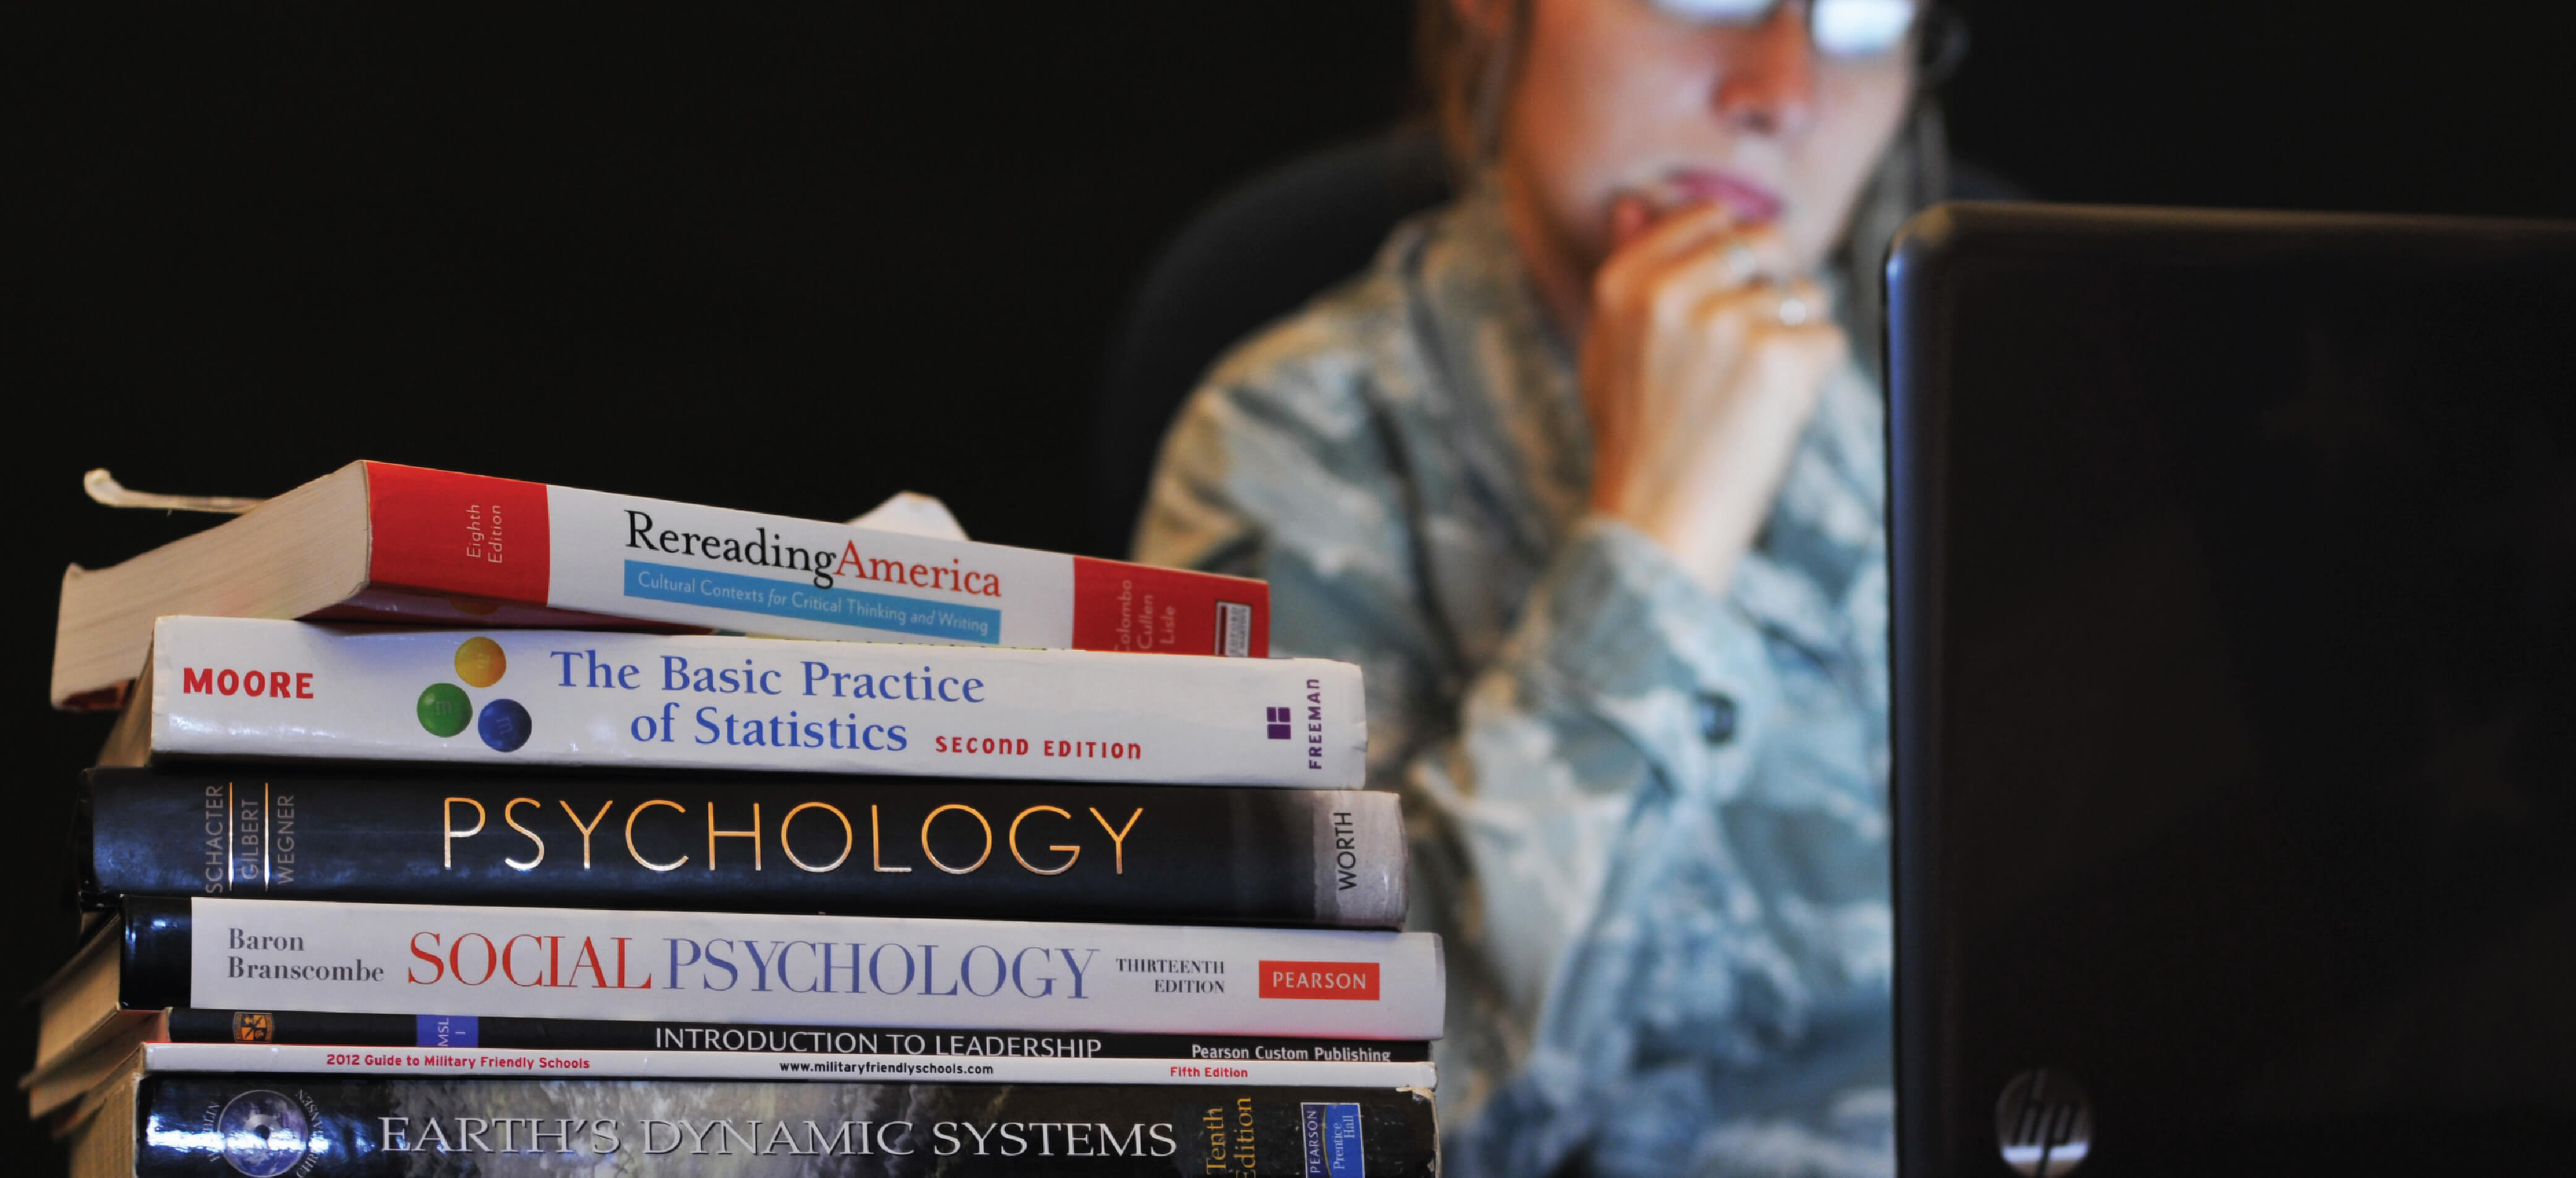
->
[[1415, 0, 1527, 179]]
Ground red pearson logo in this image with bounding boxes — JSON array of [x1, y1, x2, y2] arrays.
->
[[1258, 960, 1380, 1001]]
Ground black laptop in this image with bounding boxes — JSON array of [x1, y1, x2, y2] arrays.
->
[[1885, 205, 2576, 1176]]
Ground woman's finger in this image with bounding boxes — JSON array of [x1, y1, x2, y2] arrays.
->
[[1690, 277, 1836, 339], [1611, 194, 1657, 251], [1618, 226, 1802, 327], [1597, 202, 1735, 298], [1605, 218, 1795, 305]]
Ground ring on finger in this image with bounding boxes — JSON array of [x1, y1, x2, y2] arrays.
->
[[1723, 242, 1761, 285]]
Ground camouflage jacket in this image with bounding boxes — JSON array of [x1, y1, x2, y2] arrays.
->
[[1135, 180, 1893, 1178]]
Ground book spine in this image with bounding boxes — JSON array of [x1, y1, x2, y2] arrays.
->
[[141, 1041, 1435, 1088], [146, 617, 1366, 787], [362, 461, 1272, 656], [166, 1009, 1431, 1062], [123, 896, 1445, 1038], [85, 768, 1406, 926], [134, 1074, 1434, 1176]]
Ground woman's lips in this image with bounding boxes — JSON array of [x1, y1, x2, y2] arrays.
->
[[1665, 170, 1783, 225]]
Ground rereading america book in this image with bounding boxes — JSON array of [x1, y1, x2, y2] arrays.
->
[[44, 897, 1444, 1047], [105, 617, 1366, 787], [79, 768, 1406, 927], [54, 460, 1270, 709], [79, 1069, 1433, 1176]]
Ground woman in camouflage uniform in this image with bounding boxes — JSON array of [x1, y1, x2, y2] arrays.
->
[[1138, 2, 1943, 1174]]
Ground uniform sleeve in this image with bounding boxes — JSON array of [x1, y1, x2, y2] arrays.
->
[[1139, 344, 1894, 1178], [1137, 340, 1783, 771], [1134, 341, 1788, 1020]]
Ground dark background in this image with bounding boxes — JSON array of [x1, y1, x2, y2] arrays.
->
[[11, 1, 2574, 1165]]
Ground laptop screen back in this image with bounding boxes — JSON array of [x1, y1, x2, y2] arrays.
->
[[1886, 205, 2576, 1176]]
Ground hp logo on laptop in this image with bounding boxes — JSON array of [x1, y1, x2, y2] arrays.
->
[[1994, 1067, 2091, 1177]]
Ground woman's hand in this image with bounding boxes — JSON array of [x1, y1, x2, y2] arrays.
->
[[1580, 197, 1847, 594]]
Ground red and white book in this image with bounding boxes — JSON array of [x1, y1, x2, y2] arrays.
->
[[121, 1042, 1438, 1090], [74, 897, 1445, 1040], [54, 461, 1269, 710], [109, 617, 1365, 787]]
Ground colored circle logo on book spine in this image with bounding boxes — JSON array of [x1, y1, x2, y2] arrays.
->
[[454, 636, 506, 687], [478, 698, 532, 752], [414, 637, 530, 752], [416, 683, 470, 737]]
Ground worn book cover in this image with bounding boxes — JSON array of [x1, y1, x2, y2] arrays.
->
[[57, 460, 1269, 708]]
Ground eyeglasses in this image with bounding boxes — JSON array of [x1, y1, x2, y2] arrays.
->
[[1647, 0, 1923, 59]]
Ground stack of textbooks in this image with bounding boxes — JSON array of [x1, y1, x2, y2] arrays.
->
[[29, 462, 1440, 1176]]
